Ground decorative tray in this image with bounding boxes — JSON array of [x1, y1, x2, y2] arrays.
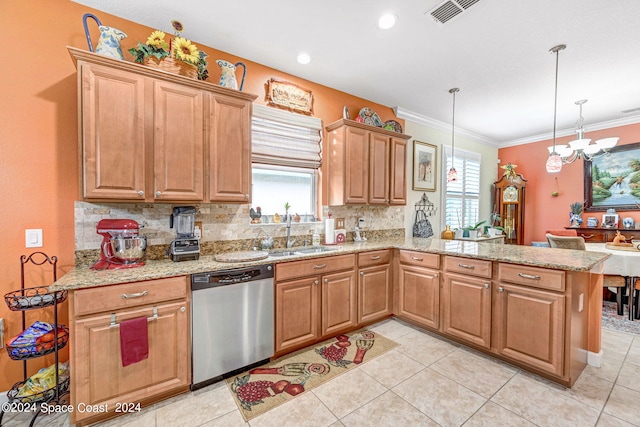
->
[[4, 287, 67, 311], [605, 243, 639, 251], [7, 375, 70, 404], [6, 326, 69, 361]]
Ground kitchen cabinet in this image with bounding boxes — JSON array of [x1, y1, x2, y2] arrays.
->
[[442, 256, 492, 348], [275, 254, 356, 354], [357, 250, 393, 324], [495, 263, 566, 377], [69, 276, 190, 426], [69, 47, 257, 203], [326, 119, 410, 206], [396, 250, 440, 329], [565, 227, 640, 243]]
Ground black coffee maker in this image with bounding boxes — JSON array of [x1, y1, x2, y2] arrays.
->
[[168, 206, 200, 262]]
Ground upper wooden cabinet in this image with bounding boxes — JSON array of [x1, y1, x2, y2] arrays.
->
[[326, 119, 410, 206], [69, 47, 257, 203]]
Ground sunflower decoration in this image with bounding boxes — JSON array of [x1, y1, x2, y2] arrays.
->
[[128, 20, 208, 80]]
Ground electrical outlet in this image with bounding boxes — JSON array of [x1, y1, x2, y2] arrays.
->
[[336, 218, 345, 229], [579, 293, 584, 312]]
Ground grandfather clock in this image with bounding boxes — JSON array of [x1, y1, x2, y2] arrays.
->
[[493, 163, 527, 245]]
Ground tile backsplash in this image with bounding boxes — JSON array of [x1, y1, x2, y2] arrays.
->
[[75, 201, 405, 265]]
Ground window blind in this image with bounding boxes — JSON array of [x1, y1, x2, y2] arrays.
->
[[252, 104, 323, 168], [442, 147, 482, 230]]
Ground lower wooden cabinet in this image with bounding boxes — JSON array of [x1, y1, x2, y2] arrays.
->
[[494, 282, 565, 376], [69, 277, 190, 425], [357, 250, 393, 324], [275, 255, 357, 354], [441, 273, 492, 348], [397, 264, 440, 330]]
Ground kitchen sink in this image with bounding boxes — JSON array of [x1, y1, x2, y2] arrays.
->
[[295, 247, 337, 254], [269, 250, 299, 257]]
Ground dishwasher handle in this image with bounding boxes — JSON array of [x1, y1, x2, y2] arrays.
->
[[192, 264, 274, 290]]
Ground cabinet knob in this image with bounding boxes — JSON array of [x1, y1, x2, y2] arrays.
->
[[498, 287, 504, 293], [155, 191, 162, 197], [245, 194, 250, 199], [484, 283, 490, 289], [180, 307, 186, 312], [324, 278, 328, 284], [434, 273, 439, 278], [314, 280, 319, 285], [360, 271, 365, 276], [137, 190, 144, 197]]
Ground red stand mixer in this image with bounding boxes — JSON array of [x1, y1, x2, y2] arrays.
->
[[91, 219, 147, 270]]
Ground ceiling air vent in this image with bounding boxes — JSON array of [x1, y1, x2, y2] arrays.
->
[[428, 0, 480, 24]]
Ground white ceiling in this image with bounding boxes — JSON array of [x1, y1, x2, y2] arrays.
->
[[73, 0, 640, 146]]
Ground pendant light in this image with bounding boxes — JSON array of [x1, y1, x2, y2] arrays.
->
[[545, 44, 566, 174], [447, 88, 460, 182]]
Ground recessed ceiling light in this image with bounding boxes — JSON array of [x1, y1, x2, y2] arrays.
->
[[378, 13, 397, 30], [297, 53, 311, 65]]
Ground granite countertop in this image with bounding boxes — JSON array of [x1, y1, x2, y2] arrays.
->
[[50, 237, 610, 291]]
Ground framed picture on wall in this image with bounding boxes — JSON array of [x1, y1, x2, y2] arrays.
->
[[413, 141, 437, 192]]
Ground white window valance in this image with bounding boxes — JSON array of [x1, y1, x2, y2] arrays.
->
[[252, 104, 323, 169]]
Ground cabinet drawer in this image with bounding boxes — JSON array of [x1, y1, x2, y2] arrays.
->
[[444, 256, 492, 279], [73, 276, 188, 317], [499, 263, 565, 292], [276, 254, 356, 282], [358, 249, 392, 268], [398, 250, 439, 269]]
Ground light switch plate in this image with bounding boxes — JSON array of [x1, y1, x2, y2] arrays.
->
[[25, 229, 43, 248], [336, 218, 345, 229]]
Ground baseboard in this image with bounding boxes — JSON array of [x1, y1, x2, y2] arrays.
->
[[588, 350, 603, 367]]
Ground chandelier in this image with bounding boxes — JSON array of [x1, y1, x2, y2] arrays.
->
[[546, 99, 619, 163]]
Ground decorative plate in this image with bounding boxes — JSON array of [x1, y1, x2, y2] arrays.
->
[[358, 108, 383, 127], [343, 105, 350, 120], [382, 120, 403, 133]]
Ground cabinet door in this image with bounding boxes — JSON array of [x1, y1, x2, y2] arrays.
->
[[275, 277, 320, 353], [397, 264, 440, 329], [345, 126, 369, 204], [442, 273, 492, 348], [495, 283, 565, 376], [208, 93, 251, 202], [71, 301, 189, 424], [81, 63, 146, 200], [389, 137, 407, 205], [358, 264, 392, 324], [321, 270, 358, 336], [368, 133, 390, 204], [153, 80, 204, 201]]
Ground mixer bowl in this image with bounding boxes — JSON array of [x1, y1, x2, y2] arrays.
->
[[110, 236, 147, 263]]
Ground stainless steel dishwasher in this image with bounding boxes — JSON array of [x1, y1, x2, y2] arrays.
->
[[191, 264, 274, 390]]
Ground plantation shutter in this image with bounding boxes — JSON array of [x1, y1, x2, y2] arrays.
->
[[442, 147, 482, 230], [252, 104, 323, 168]]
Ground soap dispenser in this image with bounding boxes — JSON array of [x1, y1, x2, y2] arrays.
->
[[312, 229, 320, 246]]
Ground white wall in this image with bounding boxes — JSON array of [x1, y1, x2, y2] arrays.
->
[[403, 120, 500, 238]]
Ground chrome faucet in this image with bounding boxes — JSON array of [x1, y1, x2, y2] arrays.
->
[[286, 214, 296, 248]]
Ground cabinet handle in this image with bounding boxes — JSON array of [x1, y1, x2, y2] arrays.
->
[[314, 280, 319, 285], [484, 283, 490, 289], [314, 264, 327, 269], [121, 290, 148, 299], [180, 307, 186, 312], [411, 256, 423, 261], [458, 263, 475, 269], [518, 273, 541, 280], [155, 191, 162, 197], [498, 287, 504, 293], [360, 271, 365, 276], [580, 234, 594, 239], [245, 194, 250, 199], [137, 190, 144, 197], [324, 278, 328, 284], [434, 273, 439, 278], [370, 255, 381, 260]]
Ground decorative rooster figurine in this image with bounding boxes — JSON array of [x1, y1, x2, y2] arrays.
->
[[249, 206, 262, 224]]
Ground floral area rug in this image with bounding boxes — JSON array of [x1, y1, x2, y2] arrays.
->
[[602, 301, 640, 335], [226, 329, 398, 421]]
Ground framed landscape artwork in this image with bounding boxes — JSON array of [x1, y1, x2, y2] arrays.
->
[[413, 141, 437, 192], [584, 142, 640, 211]]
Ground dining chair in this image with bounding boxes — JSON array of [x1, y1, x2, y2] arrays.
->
[[546, 233, 627, 315]]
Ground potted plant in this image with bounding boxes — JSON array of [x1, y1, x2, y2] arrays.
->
[[462, 220, 487, 238], [128, 20, 208, 80], [487, 212, 504, 236], [569, 202, 584, 227]]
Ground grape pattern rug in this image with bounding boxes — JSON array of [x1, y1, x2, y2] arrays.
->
[[226, 329, 398, 421], [602, 301, 640, 335]]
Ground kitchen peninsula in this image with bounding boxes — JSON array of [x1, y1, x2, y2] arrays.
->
[[51, 238, 609, 426]]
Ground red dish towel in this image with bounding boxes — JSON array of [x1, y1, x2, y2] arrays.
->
[[119, 317, 149, 367]]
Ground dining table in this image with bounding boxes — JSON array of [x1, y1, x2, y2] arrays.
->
[[586, 242, 640, 320]]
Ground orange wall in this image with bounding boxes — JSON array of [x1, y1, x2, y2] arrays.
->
[[0, 1, 402, 390], [498, 123, 640, 245]]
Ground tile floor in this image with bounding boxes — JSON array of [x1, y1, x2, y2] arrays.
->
[[3, 318, 640, 427]]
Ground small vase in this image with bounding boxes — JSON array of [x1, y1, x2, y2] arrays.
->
[[441, 225, 454, 240]]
